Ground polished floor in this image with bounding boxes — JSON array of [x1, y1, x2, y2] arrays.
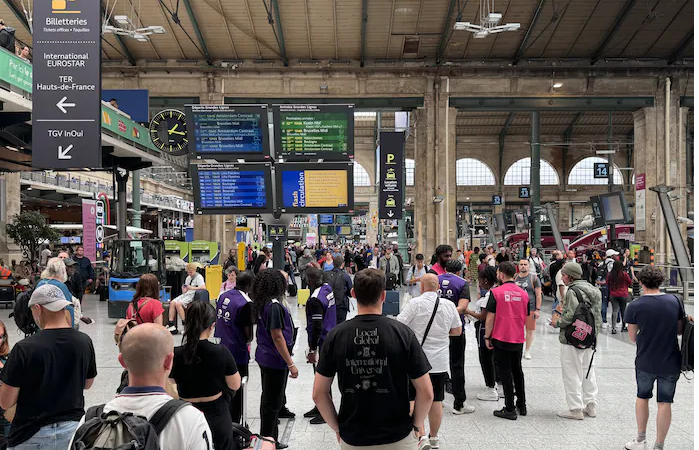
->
[[0, 286, 693, 450]]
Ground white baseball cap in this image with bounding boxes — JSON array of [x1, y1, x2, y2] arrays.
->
[[28, 284, 72, 312], [605, 249, 620, 257]]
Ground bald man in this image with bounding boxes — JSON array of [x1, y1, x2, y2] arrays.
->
[[70, 324, 213, 450], [397, 274, 462, 447]]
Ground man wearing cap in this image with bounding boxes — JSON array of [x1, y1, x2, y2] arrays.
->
[[0, 284, 97, 449], [550, 262, 602, 420], [598, 249, 619, 328]]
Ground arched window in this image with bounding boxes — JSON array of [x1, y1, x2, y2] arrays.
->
[[567, 157, 623, 185], [353, 162, 371, 186], [455, 158, 496, 186], [406, 159, 415, 186], [504, 158, 559, 185]]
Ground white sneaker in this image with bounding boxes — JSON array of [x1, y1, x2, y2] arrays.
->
[[477, 388, 499, 402], [166, 324, 176, 332], [418, 436, 431, 450], [496, 384, 505, 398], [523, 350, 532, 360], [556, 409, 584, 420], [583, 403, 597, 418], [429, 435, 440, 449], [452, 403, 476, 415], [625, 438, 647, 450], [602, 322, 610, 329]]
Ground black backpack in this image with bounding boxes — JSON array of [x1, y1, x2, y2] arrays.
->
[[564, 286, 597, 350], [323, 270, 347, 309], [10, 289, 38, 337], [675, 296, 694, 375], [70, 399, 188, 450]]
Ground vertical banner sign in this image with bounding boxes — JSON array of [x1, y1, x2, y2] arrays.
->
[[379, 132, 405, 219], [95, 200, 105, 259], [82, 199, 97, 260], [635, 173, 646, 231], [33, 0, 101, 169]]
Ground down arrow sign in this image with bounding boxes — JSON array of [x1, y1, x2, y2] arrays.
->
[[387, 210, 395, 218], [58, 144, 73, 159]]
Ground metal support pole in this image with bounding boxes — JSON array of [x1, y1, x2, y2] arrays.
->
[[608, 111, 616, 241], [530, 111, 541, 248], [686, 108, 693, 218], [397, 112, 408, 263], [115, 170, 129, 239], [132, 170, 141, 229]]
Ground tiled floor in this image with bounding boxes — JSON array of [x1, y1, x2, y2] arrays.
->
[[0, 287, 693, 450]]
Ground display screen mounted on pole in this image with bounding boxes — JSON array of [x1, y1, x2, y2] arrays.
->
[[379, 132, 405, 219], [275, 162, 354, 213], [191, 163, 273, 215], [273, 104, 353, 160], [187, 104, 271, 161], [82, 199, 96, 260], [268, 225, 287, 241], [33, 0, 101, 169]]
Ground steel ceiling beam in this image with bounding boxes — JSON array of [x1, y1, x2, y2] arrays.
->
[[563, 112, 584, 140], [498, 112, 515, 184], [449, 96, 654, 111], [101, 2, 137, 66], [436, 0, 458, 64], [181, 0, 213, 65], [3, 0, 29, 33], [270, 0, 288, 66], [590, 0, 638, 64], [513, 0, 546, 65], [668, 30, 693, 64], [360, 0, 368, 67]]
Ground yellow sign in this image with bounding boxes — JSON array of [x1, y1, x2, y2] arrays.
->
[[386, 154, 396, 164], [52, 0, 80, 14], [304, 170, 348, 207], [237, 242, 247, 271], [385, 196, 396, 207], [386, 168, 396, 180]]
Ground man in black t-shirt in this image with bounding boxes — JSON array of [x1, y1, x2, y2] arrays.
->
[[0, 284, 97, 449], [313, 269, 434, 450]]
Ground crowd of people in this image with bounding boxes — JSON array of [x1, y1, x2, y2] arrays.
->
[[0, 239, 688, 450]]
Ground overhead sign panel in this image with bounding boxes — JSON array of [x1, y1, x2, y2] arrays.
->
[[379, 132, 404, 219], [276, 162, 354, 213], [32, 0, 101, 169], [273, 104, 353, 160], [268, 225, 287, 241], [191, 163, 272, 215], [187, 104, 271, 161]]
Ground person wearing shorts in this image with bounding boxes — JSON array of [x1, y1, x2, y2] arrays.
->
[[397, 274, 462, 449], [166, 263, 206, 334], [624, 265, 685, 450], [514, 260, 541, 360]]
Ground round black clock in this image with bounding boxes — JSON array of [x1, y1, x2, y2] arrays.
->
[[149, 109, 188, 155]]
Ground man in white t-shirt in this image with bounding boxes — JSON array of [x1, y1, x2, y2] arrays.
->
[[167, 263, 206, 333], [397, 274, 462, 449], [70, 323, 212, 450]]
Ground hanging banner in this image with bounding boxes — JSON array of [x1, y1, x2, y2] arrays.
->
[[635, 173, 646, 231], [82, 199, 97, 260], [379, 132, 405, 219]]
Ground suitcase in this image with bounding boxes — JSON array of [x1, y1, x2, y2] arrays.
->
[[382, 301, 400, 316], [297, 288, 310, 307]]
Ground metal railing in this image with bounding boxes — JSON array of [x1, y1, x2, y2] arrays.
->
[[633, 262, 694, 304]]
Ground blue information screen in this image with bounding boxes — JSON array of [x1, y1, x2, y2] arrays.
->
[[187, 105, 270, 159], [319, 214, 334, 224], [195, 164, 268, 209]]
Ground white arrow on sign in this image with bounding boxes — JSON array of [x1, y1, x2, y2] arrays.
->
[[58, 144, 73, 160], [387, 210, 395, 218], [56, 96, 76, 114]]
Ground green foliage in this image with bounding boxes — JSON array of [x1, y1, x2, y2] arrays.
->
[[5, 211, 60, 261]]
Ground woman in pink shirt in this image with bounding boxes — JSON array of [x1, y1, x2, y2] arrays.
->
[[606, 260, 632, 334], [220, 267, 238, 293]]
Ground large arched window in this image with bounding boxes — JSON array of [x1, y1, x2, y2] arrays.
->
[[504, 158, 559, 185], [456, 158, 496, 186], [353, 162, 371, 186], [406, 159, 415, 186], [567, 157, 623, 185]]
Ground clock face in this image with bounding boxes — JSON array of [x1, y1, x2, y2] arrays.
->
[[149, 109, 188, 155]]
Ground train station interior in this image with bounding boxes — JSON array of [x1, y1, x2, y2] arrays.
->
[[0, 0, 694, 449]]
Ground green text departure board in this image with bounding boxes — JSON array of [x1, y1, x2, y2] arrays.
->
[[273, 104, 354, 160]]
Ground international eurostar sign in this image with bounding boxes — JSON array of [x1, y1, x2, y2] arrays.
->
[[32, 0, 101, 169]]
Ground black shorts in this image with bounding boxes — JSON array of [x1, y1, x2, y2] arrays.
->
[[409, 372, 448, 402]]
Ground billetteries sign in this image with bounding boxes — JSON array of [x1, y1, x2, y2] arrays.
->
[[32, 0, 101, 169], [379, 132, 404, 220]]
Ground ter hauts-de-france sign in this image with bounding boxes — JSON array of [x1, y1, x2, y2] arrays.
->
[[32, 0, 101, 169]]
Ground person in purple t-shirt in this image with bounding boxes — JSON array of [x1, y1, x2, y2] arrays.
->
[[214, 271, 254, 424], [252, 269, 298, 449]]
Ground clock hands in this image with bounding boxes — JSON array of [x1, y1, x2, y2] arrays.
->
[[170, 130, 186, 136]]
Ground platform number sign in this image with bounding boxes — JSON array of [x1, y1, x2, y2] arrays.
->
[[492, 195, 503, 206], [594, 163, 610, 179], [519, 187, 530, 199]]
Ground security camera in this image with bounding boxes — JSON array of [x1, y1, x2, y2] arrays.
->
[[433, 196, 444, 203], [677, 216, 694, 225]]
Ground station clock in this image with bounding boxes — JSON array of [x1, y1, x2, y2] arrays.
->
[[149, 109, 188, 155]]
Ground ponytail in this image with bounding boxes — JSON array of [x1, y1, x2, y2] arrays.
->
[[182, 301, 216, 365]]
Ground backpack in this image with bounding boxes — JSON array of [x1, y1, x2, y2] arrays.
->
[[675, 296, 694, 376], [564, 286, 597, 350], [323, 270, 347, 309], [10, 288, 37, 337], [70, 399, 188, 450]]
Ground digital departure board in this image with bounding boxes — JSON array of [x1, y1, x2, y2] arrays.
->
[[186, 104, 270, 160], [276, 162, 354, 213], [191, 163, 272, 214], [273, 104, 354, 160]]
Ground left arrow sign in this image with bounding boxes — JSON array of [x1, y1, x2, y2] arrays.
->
[[58, 144, 73, 159], [56, 96, 76, 114]]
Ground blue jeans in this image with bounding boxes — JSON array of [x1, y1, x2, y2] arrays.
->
[[600, 285, 609, 323], [636, 369, 680, 403], [8, 420, 79, 450]]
